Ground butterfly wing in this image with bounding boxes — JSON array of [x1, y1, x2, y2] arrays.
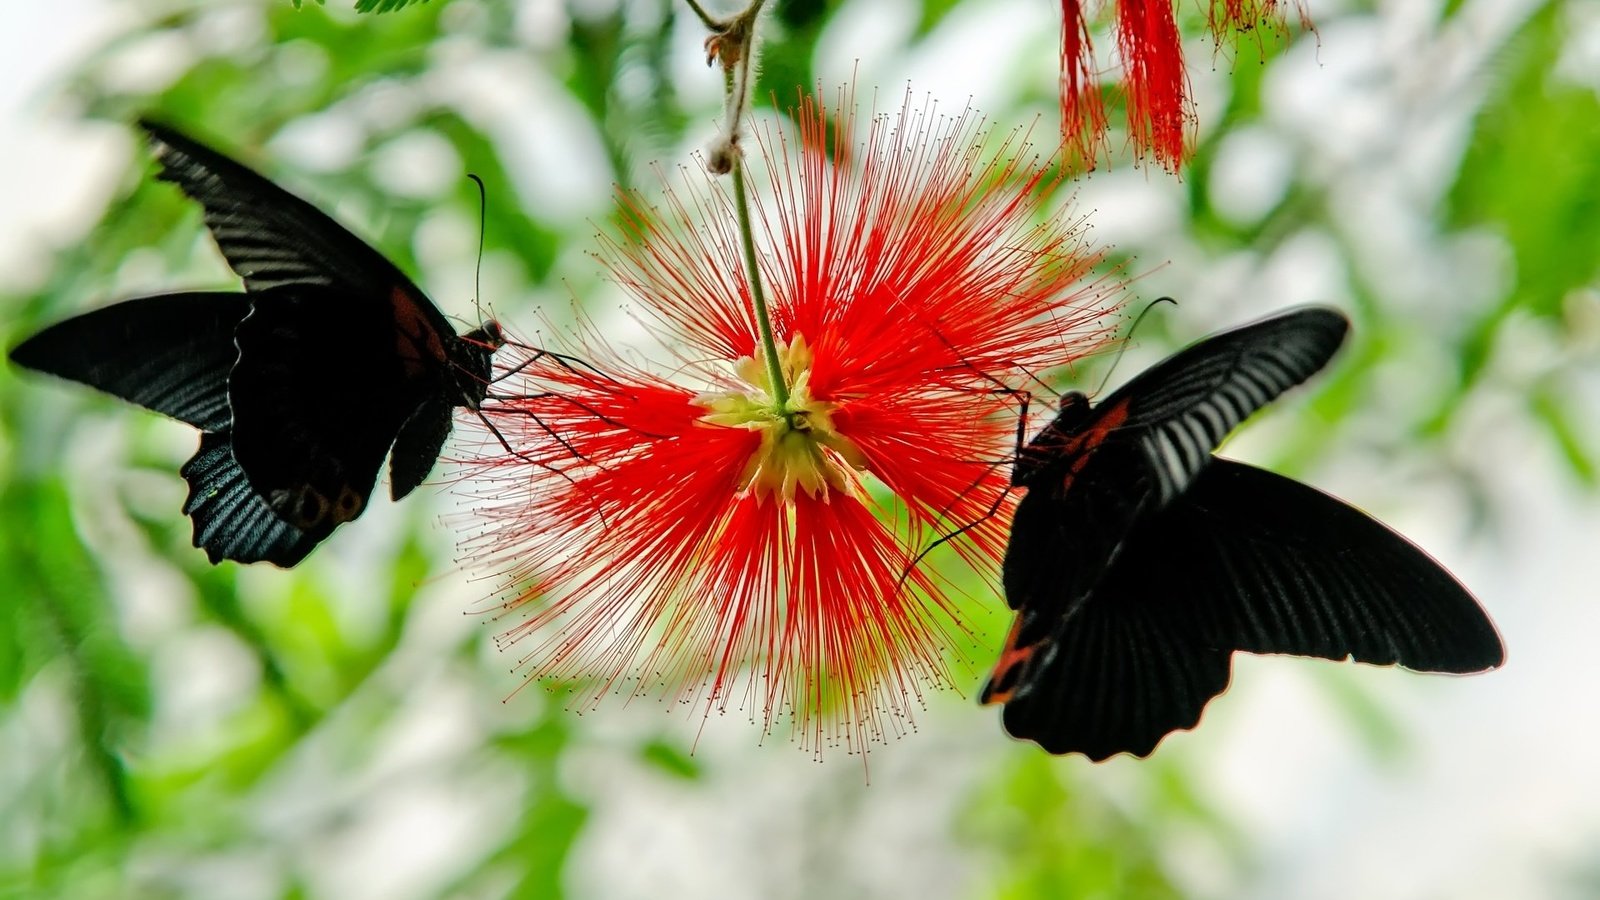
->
[[1152, 459, 1505, 672], [389, 327, 501, 501], [991, 307, 1355, 752], [10, 292, 319, 566], [997, 307, 1352, 679], [1000, 433, 1156, 619], [985, 448, 1216, 759], [13, 124, 482, 566], [143, 121, 480, 504], [9, 292, 248, 431], [228, 285, 439, 537], [181, 431, 319, 566], [993, 458, 1504, 758], [389, 396, 454, 501], [991, 599, 1235, 761], [138, 120, 447, 332], [1088, 306, 1350, 504]]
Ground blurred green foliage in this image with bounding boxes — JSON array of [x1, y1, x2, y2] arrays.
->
[[0, 0, 1593, 898]]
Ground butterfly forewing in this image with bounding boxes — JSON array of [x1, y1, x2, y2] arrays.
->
[[1098, 306, 1348, 503], [138, 121, 454, 338], [9, 293, 248, 431], [1001, 309, 1350, 629]]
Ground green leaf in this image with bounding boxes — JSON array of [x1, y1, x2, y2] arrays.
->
[[958, 753, 1187, 898], [355, 0, 435, 12], [640, 738, 703, 780], [3, 478, 150, 824], [1447, 3, 1600, 324], [1531, 381, 1599, 486]]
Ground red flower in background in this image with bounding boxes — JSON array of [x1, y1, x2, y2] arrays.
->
[[1060, 0, 1310, 170], [457, 92, 1120, 752]]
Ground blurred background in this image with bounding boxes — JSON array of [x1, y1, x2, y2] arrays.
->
[[1, 0, 1597, 897]]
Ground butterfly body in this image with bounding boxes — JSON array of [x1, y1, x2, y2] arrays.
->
[[984, 307, 1504, 760], [9, 121, 500, 567]]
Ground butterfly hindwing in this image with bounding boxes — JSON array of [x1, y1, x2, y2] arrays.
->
[[390, 396, 454, 502], [993, 590, 1235, 761], [228, 284, 439, 535], [387, 325, 500, 501], [181, 431, 319, 567], [8, 293, 248, 431], [389, 326, 502, 501], [1142, 459, 1505, 673]]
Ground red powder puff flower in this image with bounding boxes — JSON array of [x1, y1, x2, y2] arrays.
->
[[456, 91, 1121, 753], [1059, 0, 1310, 170]]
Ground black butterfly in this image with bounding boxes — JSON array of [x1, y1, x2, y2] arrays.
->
[[9, 120, 502, 567], [981, 306, 1504, 760]]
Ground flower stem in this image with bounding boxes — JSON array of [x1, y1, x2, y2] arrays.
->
[[697, 0, 787, 407], [683, 0, 724, 29], [730, 152, 788, 407]]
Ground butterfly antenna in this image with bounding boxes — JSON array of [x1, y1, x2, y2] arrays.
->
[[468, 173, 488, 323], [1090, 296, 1177, 397]]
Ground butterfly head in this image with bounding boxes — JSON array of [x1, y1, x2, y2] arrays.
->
[[1054, 391, 1093, 430], [451, 320, 504, 410], [1012, 391, 1098, 487], [468, 319, 505, 351]]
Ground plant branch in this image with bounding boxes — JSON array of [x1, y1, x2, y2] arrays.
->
[[693, 0, 787, 405], [683, 0, 726, 30]]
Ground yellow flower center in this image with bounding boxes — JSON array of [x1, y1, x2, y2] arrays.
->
[[697, 334, 868, 503]]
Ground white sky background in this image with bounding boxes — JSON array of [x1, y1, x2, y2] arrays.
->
[[2, 1, 1599, 898]]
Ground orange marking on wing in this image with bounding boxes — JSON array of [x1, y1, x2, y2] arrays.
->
[[1056, 397, 1131, 492], [389, 286, 446, 377], [982, 616, 1038, 706], [1077, 397, 1130, 450]]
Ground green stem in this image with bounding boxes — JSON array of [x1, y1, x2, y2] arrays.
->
[[705, 0, 785, 407], [682, 0, 723, 30], [731, 152, 788, 407]]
